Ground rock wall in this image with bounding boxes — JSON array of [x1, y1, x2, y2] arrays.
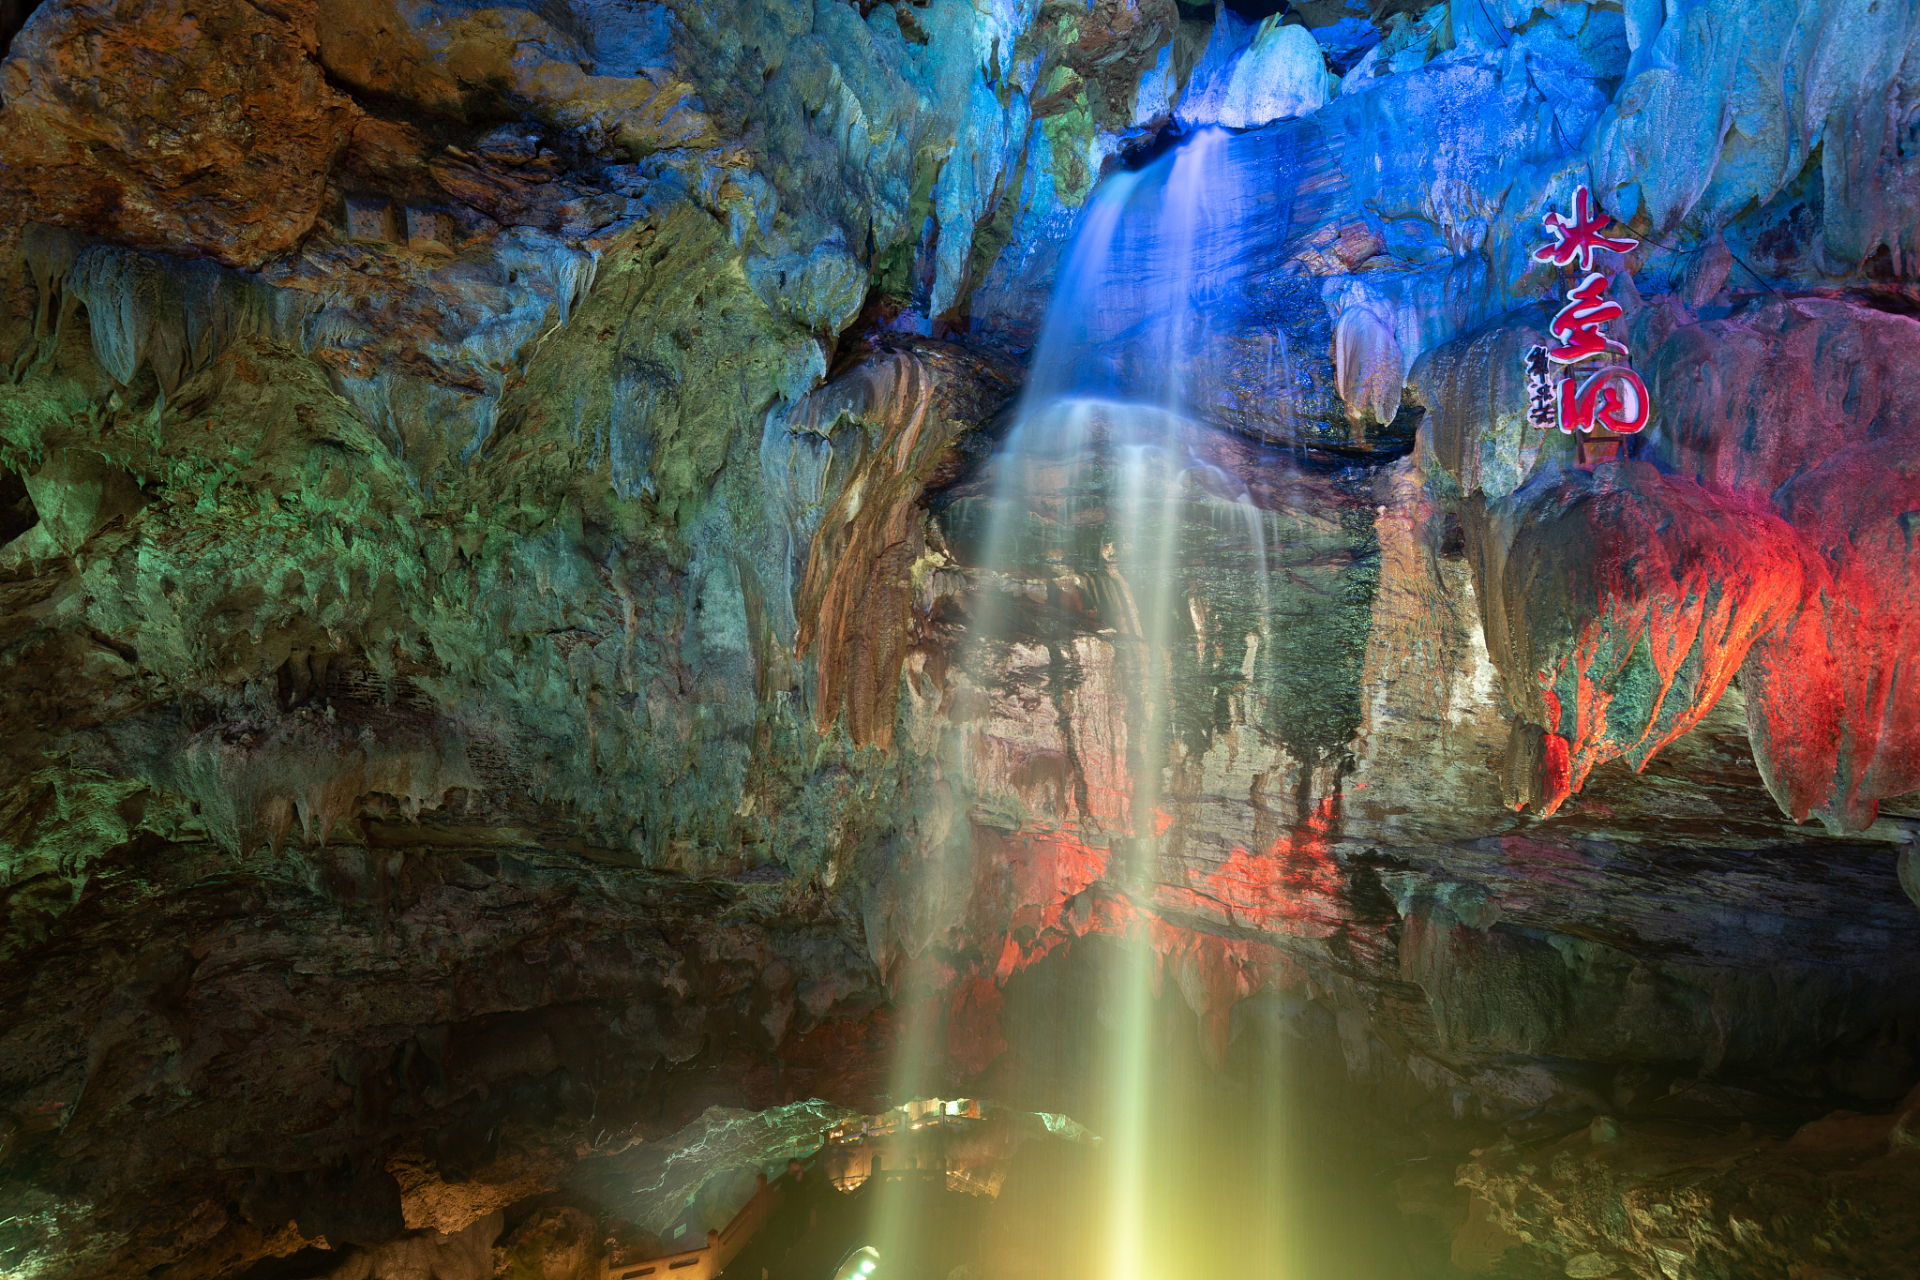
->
[[1, 1, 1920, 1278]]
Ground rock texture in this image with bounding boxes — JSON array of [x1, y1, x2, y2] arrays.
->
[[0, 831, 888, 1279], [1418, 294, 1920, 833], [1, 0, 358, 268], [1458, 1094, 1920, 1279], [1, 1, 1919, 1279], [1653, 298, 1920, 834]]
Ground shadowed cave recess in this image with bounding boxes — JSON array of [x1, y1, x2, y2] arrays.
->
[[3, 0, 1920, 1278]]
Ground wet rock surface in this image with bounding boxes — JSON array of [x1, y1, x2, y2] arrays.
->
[[0, 1, 1919, 1278], [1456, 1096, 1920, 1280], [0, 833, 887, 1279]]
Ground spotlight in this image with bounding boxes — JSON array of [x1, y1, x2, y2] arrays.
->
[[829, 1245, 881, 1280]]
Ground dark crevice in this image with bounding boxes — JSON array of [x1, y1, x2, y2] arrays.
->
[[1846, 286, 1920, 315], [230, 1247, 344, 1280], [0, 0, 41, 59], [1223, 0, 1291, 21], [1117, 119, 1188, 171], [0, 465, 37, 545]]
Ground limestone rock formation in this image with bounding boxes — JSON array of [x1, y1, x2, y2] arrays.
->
[[1457, 1095, 1920, 1279], [1, 1, 1919, 1278]]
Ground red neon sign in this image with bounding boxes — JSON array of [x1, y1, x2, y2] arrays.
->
[[1524, 186, 1648, 440], [1547, 272, 1628, 365], [1555, 364, 1649, 436], [1531, 185, 1638, 273]]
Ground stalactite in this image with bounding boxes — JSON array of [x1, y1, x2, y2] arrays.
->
[[16, 224, 315, 412]]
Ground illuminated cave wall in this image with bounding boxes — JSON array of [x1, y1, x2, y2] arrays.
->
[[0, 1, 1919, 1278]]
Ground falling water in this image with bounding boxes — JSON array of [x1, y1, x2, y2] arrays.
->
[[914, 128, 1291, 1277], [976, 127, 1272, 629]]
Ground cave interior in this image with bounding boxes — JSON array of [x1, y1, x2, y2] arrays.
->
[[2, 0, 1920, 1278]]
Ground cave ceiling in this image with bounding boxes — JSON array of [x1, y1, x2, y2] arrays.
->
[[2, 1, 1920, 1278]]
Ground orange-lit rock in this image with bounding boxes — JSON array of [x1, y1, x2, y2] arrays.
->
[[0, 0, 357, 268]]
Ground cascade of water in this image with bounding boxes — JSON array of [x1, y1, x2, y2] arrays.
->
[[1160, 128, 1221, 416], [1007, 128, 1246, 422], [908, 127, 1288, 1277], [1011, 166, 1148, 415]]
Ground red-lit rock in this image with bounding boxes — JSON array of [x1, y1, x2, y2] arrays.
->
[[1421, 296, 1920, 831], [1465, 460, 1820, 815], [1741, 429, 1920, 831], [1639, 295, 1920, 831], [1648, 297, 1920, 497]]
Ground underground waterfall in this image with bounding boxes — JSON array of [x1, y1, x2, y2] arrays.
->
[[847, 127, 1367, 1280], [10, 2, 1920, 1278]]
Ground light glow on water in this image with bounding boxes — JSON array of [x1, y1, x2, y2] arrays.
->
[[829, 1245, 881, 1280], [897, 127, 1299, 1278]]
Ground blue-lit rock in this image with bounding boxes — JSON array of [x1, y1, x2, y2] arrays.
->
[[3, 2, 1920, 1278], [1176, 15, 1334, 130]]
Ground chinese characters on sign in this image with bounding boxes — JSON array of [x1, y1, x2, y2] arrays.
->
[[1523, 185, 1651, 457]]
